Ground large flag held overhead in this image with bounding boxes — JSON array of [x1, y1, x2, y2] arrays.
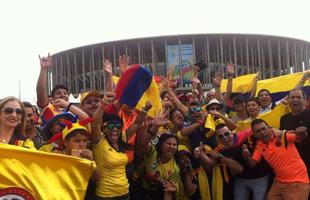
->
[[0, 143, 96, 200], [114, 64, 162, 118], [220, 71, 310, 103], [220, 73, 257, 93], [255, 72, 310, 102]]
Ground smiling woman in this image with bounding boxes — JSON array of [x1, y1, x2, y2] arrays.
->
[[0, 96, 34, 148]]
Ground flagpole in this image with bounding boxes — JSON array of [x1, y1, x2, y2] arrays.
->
[[19, 79, 21, 100]]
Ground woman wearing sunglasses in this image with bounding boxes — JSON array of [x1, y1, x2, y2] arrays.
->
[[0, 96, 34, 148], [91, 105, 133, 200]]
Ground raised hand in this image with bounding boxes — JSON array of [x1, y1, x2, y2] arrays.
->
[[101, 91, 115, 106], [143, 101, 153, 112], [226, 64, 235, 77], [39, 53, 53, 69], [194, 141, 205, 159], [160, 76, 170, 88], [118, 55, 131, 75], [103, 59, 113, 76], [212, 72, 223, 88], [153, 113, 169, 127]]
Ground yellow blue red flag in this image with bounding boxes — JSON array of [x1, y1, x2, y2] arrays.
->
[[0, 143, 96, 200]]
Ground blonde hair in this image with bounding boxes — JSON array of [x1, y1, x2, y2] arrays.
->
[[0, 96, 26, 135]]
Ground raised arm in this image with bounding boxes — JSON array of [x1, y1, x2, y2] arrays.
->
[[53, 99, 89, 120], [125, 101, 153, 141], [222, 64, 234, 105], [213, 72, 223, 102], [250, 72, 260, 98], [37, 54, 52, 108], [208, 110, 237, 130], [161, 77, 188, 114], [138, 113, 168, 154], [102, 59, 114, 92], [294, 71, 310, 90]]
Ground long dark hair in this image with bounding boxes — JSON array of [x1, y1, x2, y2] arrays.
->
[[102, 113, 133, 152], [155, 133, 178, 157]]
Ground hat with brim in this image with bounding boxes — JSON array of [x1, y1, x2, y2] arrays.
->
[[80, 90, 101, 104], [43, 112, 77, 134], [206, 98, 223, 110]]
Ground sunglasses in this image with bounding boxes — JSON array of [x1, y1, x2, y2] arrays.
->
[[2, 108, 23, 116], [217, 131, 231, 139], [190, 107, 202, 113], [104, 123, 122, 131]]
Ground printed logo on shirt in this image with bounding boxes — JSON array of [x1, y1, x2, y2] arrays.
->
[[0, 187, 34, 200]]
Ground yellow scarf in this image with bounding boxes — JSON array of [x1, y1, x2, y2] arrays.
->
[[198, 165, 223, 200]]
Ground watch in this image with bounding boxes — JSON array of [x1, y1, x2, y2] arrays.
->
[[217, 153, 224, 162]]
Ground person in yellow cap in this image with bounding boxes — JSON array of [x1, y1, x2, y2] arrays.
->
[[52, 118, 97, 200], [80, 90, 101, 117], [53, 118, 93, 160]]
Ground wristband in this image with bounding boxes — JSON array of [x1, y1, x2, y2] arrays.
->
[[197, 120, 204, 126], [66, 103, 73, 112], [217, 153, 224, 162]]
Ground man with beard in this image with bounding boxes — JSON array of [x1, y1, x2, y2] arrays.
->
[[280, 89, 310, 179]]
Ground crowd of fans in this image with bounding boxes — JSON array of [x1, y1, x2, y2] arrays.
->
[[0, 53, 310, 200]]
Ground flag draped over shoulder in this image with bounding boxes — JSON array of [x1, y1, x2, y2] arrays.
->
[[255, 72, 310, 102], [115, 64, 162, 118], [220, 73, 257, 93], [0, 143, 96, 200]]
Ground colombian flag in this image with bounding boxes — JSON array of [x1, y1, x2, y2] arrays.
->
[[0, 143, 96, 200], [255, 72, 310, 102], [220, 73, 258, 93], [236, 104, 291, 131], [114, 64, 162, 118]]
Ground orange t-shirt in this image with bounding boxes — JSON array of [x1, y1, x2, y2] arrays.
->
[[252, 132, 309, 183]]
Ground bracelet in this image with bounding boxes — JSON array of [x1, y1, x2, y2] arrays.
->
[[66, 103, 73, 112], [197, 120, 204, 126], [217, 153, 224, 162]]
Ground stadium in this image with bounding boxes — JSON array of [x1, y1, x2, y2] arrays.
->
[[49, 33, 310, 94]]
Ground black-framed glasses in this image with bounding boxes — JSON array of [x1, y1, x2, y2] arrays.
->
[[217, 131, 231, 139], [2, 108, 23, 116], [190, 106, 202, 113]]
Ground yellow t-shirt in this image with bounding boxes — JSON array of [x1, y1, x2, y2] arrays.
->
[[142, 146, 181, 198], [92, 136, 129, 198], [176, 131, 192, 152]]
